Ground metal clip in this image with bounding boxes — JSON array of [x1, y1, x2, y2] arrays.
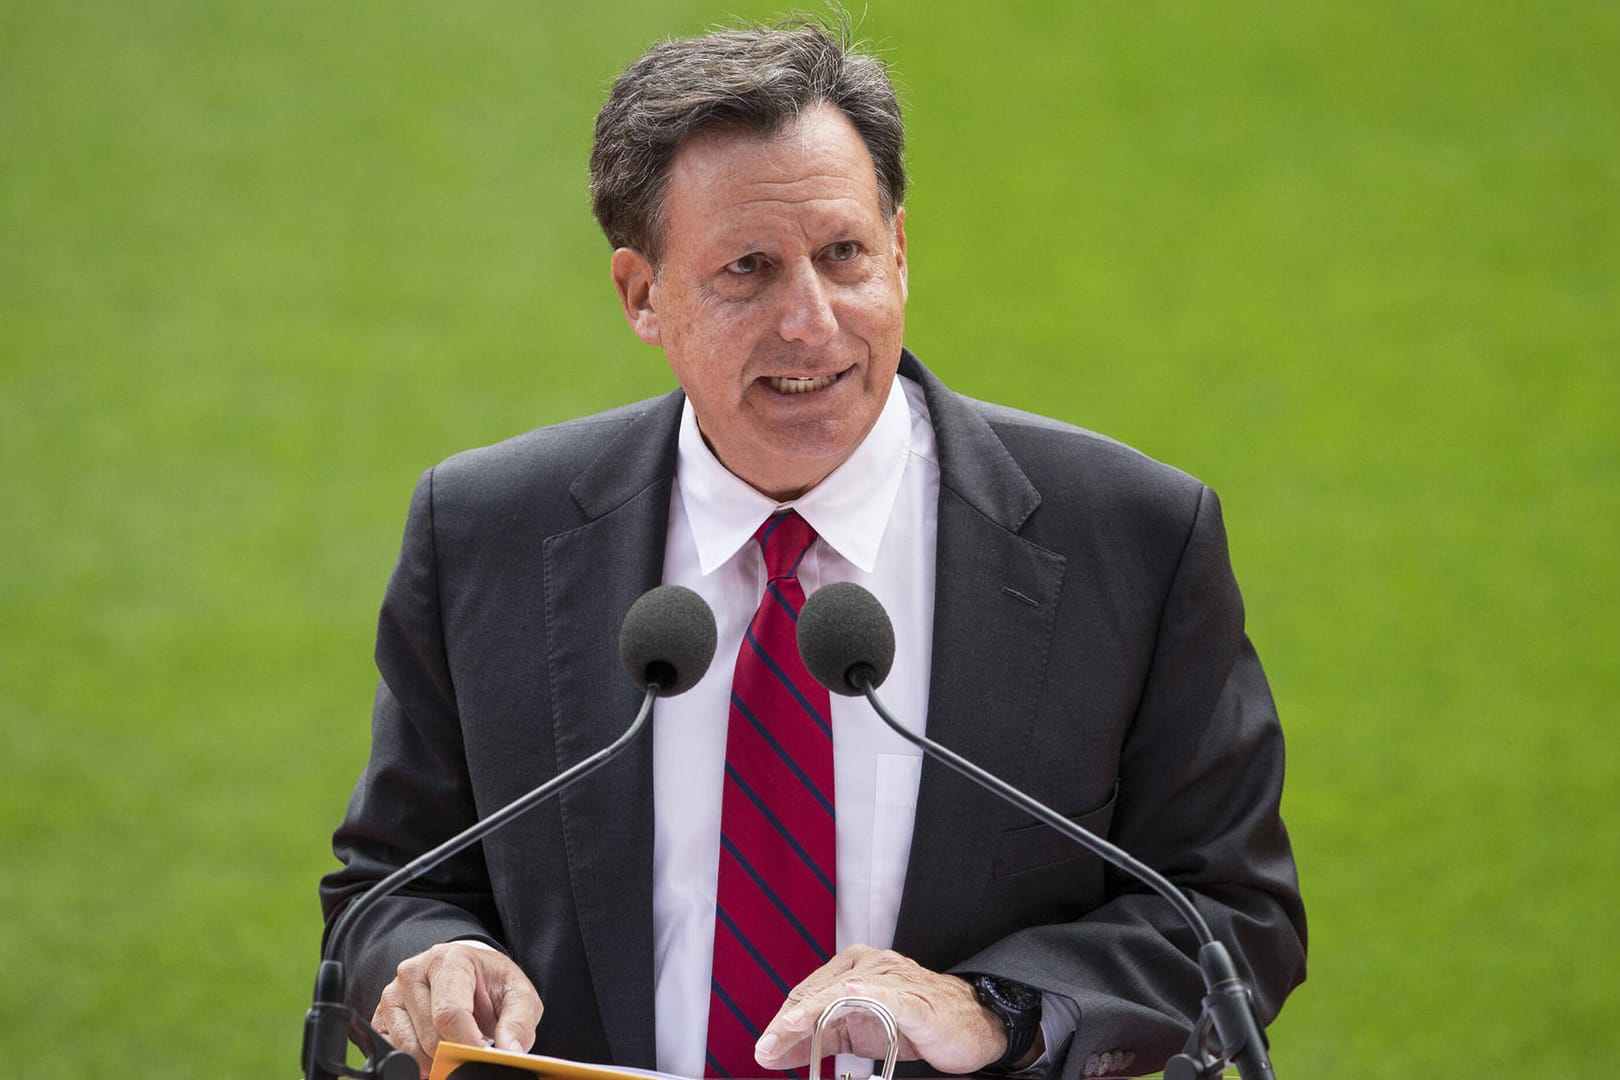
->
[[808, 996, 900, 1080]]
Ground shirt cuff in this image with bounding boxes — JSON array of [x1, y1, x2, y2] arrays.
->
[[1027, 991, 1079, 1073]]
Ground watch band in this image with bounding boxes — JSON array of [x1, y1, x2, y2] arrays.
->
[[967, 973, 1042, 1073]]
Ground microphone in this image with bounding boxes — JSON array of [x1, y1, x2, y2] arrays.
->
[[620, 583, 718, 695], [796, 582, 1277, 1080], [303, 585, 717, 1080]]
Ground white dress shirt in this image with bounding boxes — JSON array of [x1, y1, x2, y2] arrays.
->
[[652, 374, 939, 1077]]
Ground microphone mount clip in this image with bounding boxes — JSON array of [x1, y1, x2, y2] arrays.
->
[[1164, 942, 1274, 1080], [302, 960, 417, 1080]]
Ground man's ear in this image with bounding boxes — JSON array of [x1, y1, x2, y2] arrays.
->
[[611, 247, 660, 345], [892, 207, 908, 303]]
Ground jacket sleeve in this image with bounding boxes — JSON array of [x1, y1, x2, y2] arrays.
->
[[950, 484, 1307, 1079], [319, 467, 506, 1016]]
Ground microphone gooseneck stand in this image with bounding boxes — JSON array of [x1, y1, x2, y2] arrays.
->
[[796, 581, 1275, 1080], [303, 584, 718, 1080], [853, 678, 1272, 1080], [302, 681, 662, 1080]]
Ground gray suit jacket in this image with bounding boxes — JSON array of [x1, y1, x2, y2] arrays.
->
[[322, 352, 1306, 1078]]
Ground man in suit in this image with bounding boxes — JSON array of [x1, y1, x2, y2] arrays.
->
[[321, 19, 1306, 1080]]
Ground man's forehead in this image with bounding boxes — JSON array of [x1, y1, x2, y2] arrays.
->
[[671, 105, 874, 180], [667, 164, 875, 216], [665, 109, 879, 214]]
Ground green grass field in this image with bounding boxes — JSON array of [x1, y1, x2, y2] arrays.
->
[[3, 2, 1616, 1075]]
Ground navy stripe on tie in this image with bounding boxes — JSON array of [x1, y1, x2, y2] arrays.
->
[[765, 581, 800, 622], [724, 763, 836, 896], [710, 965, 818, 1078], [719, 833, 832, 961], [757, 514, 787, 550], [729, 692, 835, 817], [715, 902, 796, 997], [741, 626, 832, 737], [788, 540, 813, 578], [710, 979, 760, 1039]]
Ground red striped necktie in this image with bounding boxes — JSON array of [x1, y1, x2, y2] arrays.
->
[[704, 510, 836, 1078]]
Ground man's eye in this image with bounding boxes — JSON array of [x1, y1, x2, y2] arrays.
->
[[727, 253, 764, 274], [828, 241, 860, 261]]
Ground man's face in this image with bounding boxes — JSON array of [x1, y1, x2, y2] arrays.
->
[[611, 103, 908, 501]]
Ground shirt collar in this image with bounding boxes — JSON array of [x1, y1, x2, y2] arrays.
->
[[675, 374, 914, 575]]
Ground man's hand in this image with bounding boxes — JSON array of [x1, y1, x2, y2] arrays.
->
[[753, 945, 1016, 1075], [370, 942, 542, 1078]]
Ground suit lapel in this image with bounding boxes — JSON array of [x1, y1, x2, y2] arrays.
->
[[542, 390, 682, 1068], [891, 355, 1067, 967]]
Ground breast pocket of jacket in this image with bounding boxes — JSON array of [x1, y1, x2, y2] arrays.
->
[[990, 784, 1119, 884]]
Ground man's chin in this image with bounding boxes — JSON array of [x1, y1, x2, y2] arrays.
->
[[727, 440, 857, 502]]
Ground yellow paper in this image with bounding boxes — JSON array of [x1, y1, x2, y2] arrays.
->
[[429, 1042, 683, 1080]]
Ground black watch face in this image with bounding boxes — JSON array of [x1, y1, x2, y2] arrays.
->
[[981, 974, 1041, 1013]]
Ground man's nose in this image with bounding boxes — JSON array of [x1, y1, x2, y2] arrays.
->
[[777, 264, 838, 347]]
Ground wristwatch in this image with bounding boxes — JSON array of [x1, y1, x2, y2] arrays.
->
[[967, 973, 1043, 1073]]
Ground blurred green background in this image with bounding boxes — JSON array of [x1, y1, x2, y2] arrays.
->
[[3, 1, 1615, 1075]]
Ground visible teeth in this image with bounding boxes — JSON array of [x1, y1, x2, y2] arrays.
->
[[768, 374, 838, 394]]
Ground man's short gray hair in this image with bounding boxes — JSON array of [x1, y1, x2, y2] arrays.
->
[[590, 14, 906, 262]]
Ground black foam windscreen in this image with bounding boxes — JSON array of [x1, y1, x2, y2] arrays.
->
[[797, 581, 896, 696], [618, 585, 717, 696]]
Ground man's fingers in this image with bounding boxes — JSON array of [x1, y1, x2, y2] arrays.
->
[[425, 957, 491, 1049], [754, 945, 1005, 1075], [764, 949, 862, 1029], [487, 960, 544, 1053], [842, 1010, 902, 1059], [392, 946, 480, 1062], [756, 991, 914, 1068], [372, 986, 432, 1078], [380, 943, 543, 1072], [756, 946, 910, 1068]]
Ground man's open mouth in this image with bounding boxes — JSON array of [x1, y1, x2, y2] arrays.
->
[[765, 373, 840, 394]]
